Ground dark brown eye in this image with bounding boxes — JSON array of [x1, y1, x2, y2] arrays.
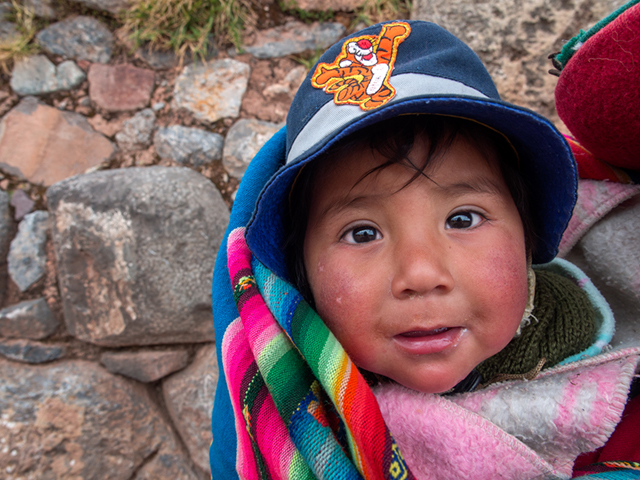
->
[[446, 211, 483, 229], [344, 226, 380, 243]]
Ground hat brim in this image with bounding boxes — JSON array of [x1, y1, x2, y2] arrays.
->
[[246, 95, 577, 280]]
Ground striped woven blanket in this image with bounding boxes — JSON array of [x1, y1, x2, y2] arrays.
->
[[221, 227, 414, 480]]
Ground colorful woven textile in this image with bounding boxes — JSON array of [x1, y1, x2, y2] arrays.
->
[[221, 227, 414, 480], [573, 461, 640, 479]]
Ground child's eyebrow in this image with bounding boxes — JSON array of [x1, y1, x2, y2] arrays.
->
[[434, 177, 506, 197], [319, 176, 506, 219]]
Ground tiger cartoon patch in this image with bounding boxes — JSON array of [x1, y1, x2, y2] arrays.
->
[[311, 22, 411, 111]]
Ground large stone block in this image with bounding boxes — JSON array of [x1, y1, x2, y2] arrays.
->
[[0, 97, 115, 186], [411, 0, 628, 125], [0, 359, 204, 479], [47, 166, 229, 346], [163, 343, 218, 474]]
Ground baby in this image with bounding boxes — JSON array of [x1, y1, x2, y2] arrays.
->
[[211, 19, 638, 480]]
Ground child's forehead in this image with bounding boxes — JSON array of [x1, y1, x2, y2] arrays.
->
[[309, 133, 509, 208]]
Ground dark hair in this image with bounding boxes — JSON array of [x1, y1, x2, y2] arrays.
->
[[283, 115, 534, 307]]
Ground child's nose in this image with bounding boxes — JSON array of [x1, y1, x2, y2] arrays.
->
[[390, 236, 455, 299]]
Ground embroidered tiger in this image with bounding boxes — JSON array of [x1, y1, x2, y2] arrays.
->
[[311, 22, 411, 111]]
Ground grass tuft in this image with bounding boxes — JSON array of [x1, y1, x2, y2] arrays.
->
[[0, 0, 40, 74], [353, 0, 411, 27], [120, 0, 253, 62]]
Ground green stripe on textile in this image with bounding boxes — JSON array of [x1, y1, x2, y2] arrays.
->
[[556, 0, 640, 68], [266, 348, 315, 423], [318, 337, 346, 390], [291, 302, 331, 370], [258, 333, 295, 380], [288, 449, 316, 480], [244, 371, 265, 412]]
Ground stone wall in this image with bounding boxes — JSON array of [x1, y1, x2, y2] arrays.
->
[[0, 0, 626, 478]]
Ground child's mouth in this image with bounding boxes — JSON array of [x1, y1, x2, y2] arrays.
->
[[394, 327, 464, 355]]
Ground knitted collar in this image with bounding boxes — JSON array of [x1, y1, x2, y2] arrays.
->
[[476, 265, 598, 385]]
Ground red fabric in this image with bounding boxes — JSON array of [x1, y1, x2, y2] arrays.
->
[[573, 395, 640, 475], [564, 135, 634, 183], [555, 3, 640, 170]]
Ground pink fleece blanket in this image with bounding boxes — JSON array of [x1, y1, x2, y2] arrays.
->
[[373, 347, 640, 480]]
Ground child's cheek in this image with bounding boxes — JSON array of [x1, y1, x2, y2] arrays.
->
[[476, 243, 529, 322], [309, 256, 361, 335]]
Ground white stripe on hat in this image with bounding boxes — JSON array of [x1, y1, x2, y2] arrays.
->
[[287, 73, 488, 165]]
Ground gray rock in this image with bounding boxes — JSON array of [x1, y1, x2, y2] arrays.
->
[[10, 55, 86, 96], [0, 297, 58, 339], [66, 0, 130, 15], [10, 189, 35, 220], [0, 189, 13, 261], [172, 59, 250, 123], [163, 343, 218, 473], [36, 15, 113, 63], [223, 118, 284, 179], [243, 21, 346, 59], [293, 0, 366, 10], [115, 108, 156, 152], [154, 125, 224, 167], [0, 338, 64, 363], [0, 190, 12, 306], [8, 210, 49, 292], [101, 349, 190, 382], [47, 166, 229, 347], [411, 0, 629, 123], [0, 2, 18, 42], [23, 0, 56, 19], [0, 359, 203, 479]]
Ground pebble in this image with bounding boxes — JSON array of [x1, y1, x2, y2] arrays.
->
[[223, 118, 284, 179], [0, 298, 58, 339], [10, 189, 34, 221], [172, 58, 250, 123], [88, 63, 155, 112], [36, 16, 113, 63], [294, 0, 366, 10], [115, 108, 156, 152], [8, 210, 49, 292], [10, 55, 86, 96], [242, 21, 346, 58], [10, 190, 34, 221], [66, 0, 131, 15], [0, 2, 18, 42], [23, 0, 57, 19], [154, 125, 224, 167]]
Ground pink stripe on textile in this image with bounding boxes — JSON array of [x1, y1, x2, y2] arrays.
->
[[223, 318, 298, 480], [254, 393, 297, 479], [553, 371, 581, 436], [222, 319, 261, 480], [238, 294, 279, 343]]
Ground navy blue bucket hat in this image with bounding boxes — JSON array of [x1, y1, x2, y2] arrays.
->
[[246, 20, 577, 280]]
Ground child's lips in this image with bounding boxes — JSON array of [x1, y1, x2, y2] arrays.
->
[[393, 327, 464, 355]]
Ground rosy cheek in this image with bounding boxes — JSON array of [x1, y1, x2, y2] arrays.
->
[[310, 259, 354, 317]]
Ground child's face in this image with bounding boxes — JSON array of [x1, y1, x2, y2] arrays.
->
[[303, 135, 529, 393]]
